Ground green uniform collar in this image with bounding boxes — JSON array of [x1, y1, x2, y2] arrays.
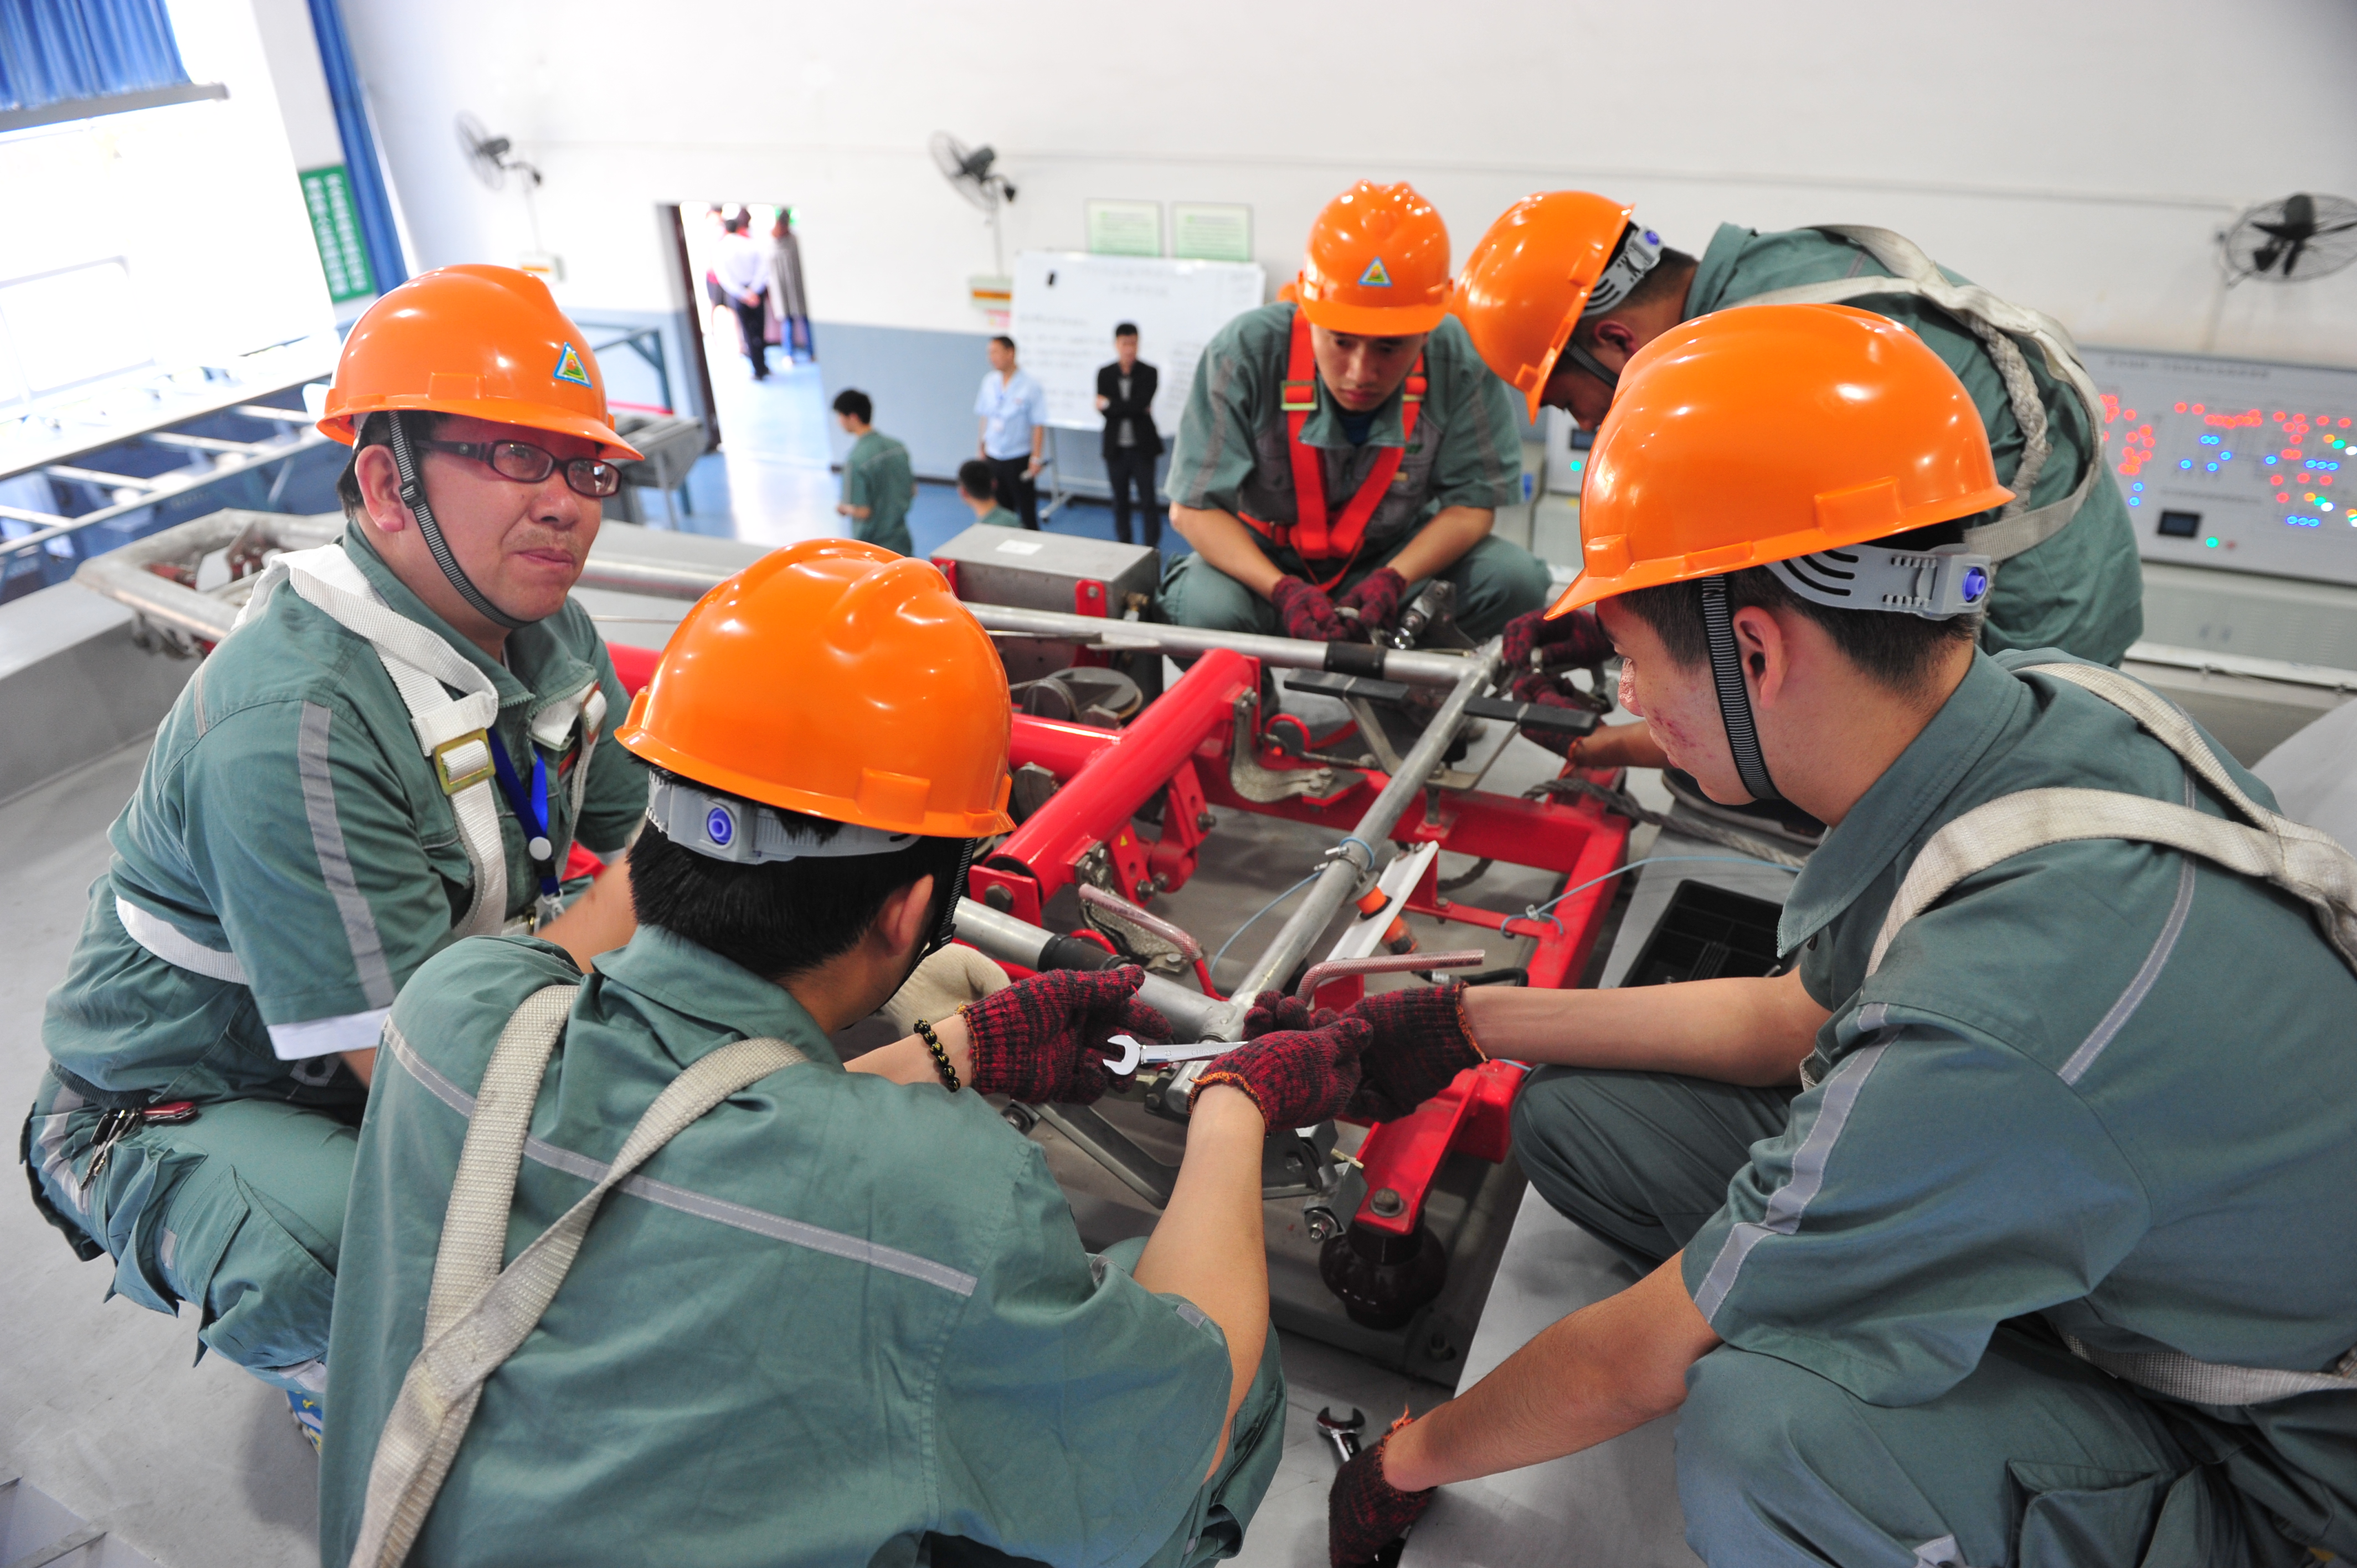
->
[[595, 924, 843, 1071], [1684, 222, 1766, 320], [341, 527, 600, 723], [1776, 652, 2026, 956]]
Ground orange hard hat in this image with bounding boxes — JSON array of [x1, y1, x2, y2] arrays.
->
[[617, 539, 1015, 837], [1551, 303, 2012, 618], [1452, 191, 1639, 421], [319, 264, 642, 462], [1294, 182, 1452, 336]]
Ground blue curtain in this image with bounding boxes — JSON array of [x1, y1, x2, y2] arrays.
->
[[0, 0, 192, 114], [303, 0, 404, 290]]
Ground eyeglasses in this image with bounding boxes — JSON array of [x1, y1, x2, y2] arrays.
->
[[419, 439, 624, 499]]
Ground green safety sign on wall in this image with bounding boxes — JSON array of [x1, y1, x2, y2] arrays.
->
[[300, 164, 375, 302]]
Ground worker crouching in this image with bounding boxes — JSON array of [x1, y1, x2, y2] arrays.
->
[[321, 540, 1372, 1567]]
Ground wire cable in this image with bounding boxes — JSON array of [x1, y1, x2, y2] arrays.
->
[[1207, 870, 1324, 984], [1521, 853, 1801, 935]]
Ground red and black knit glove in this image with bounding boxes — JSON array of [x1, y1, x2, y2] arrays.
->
[[1193, 1016, 1370, 1128], [1329, 1414, 1434, 1568], [1346, 982, 1485, 1123], [1335, 568, 1408, 635], [1500, 605, 1615, 755], [1270, 576, 1350, 643], [1242, 989, 1338, 1039], [961, 966, 1171, 1105]]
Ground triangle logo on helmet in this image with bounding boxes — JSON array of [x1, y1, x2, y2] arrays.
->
[[552, 342, 591, 388], [1358, 257, 1392, 288]]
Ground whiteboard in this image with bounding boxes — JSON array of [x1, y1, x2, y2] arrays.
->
[[1007, 251, 1267, 435]]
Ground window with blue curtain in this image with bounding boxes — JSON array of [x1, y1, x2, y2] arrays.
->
[[0, 0, 194, 115]]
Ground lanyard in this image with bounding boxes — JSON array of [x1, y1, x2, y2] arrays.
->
[[485, 729, 562, 911]]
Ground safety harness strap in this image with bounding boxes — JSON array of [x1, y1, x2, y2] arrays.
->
[[348, 984, 807, 1567], [1241, 307, 1425, 587], [265, 545, 512, 937], [1726, 225, 2107, 564], [1860, 660, 2357, 1406]]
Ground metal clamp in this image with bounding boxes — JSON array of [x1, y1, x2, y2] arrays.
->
[[432, 730, 495, 795]]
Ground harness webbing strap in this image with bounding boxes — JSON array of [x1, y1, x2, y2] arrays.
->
[[1861, 659, 2357, 1407], [348, 985, 808, 1566], [1241, 307, 1426, 589], [1726, 225, 2107, 564], [1700, 576, 1779, 803]]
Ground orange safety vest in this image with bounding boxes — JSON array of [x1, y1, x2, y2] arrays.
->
[[1240, 307, 1425, 590]]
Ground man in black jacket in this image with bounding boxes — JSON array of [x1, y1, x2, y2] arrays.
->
[[1095, 322, 1163, 548]]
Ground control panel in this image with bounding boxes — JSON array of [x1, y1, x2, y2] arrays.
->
[[2083, 346, 2357, 587]]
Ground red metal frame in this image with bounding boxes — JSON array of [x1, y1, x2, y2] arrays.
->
[[611, 633, 1635, 1242]]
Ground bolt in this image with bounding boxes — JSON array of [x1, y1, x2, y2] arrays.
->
[[1133, 879, 1154, 900], [1196, 811, 1217, 832], [983, 885, 1013, 912], [1424, 1330, 1455, 1361], [1284, 1153, 1304, 1174], [1304, 1206, 1341, 1242], [1370, 1188, 1404, 1218]]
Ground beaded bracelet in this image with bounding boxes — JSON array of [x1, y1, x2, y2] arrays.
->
[[913, 1017, 960, 1093]]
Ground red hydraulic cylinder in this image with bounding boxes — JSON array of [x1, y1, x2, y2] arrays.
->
[[972, 649, 1259, 925]]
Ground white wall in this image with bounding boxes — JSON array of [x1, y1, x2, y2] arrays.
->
[[342, 0, 2357, 363]]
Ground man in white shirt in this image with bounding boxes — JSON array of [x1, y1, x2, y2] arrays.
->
[[716, 211, 773, 381], [975, 335, 1048, 529]]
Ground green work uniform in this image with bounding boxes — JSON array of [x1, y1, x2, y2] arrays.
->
[[973, 503, 1024, 529], [1161, 302, 1550, 642], [1689, 224, 2145, 665], [1512, 651, 2357, 1566], [320, 926, 1285, 1567], [23, 527, 646, 1396], [845, 428, 917, 555]]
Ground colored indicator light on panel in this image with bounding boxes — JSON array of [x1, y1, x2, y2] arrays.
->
[[2194, 404, 2206, 414], [2267, 456, 2279, 465], [2279, 491, 2292, 501], [2128, 497, 2142, 507], [2175, 402, 2188, 412], [2206, 462, 2218, 472], [2341, 418, 2352, 427], [2132, 482, 2144, 492], [2181, 460, 2194, 470], [2206, 537, 2220, 547], [2199, 435, 2219, 445]]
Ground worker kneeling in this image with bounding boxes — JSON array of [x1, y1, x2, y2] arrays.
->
[[1313, 306, 2357, 1566], [1161, 182, 1550, 646], [322, 540, 1367, 1567]]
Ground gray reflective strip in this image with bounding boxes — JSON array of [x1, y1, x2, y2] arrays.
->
[[34, 1107, 90, 1218], [2060, 775, 2200, 1086], [297, 702, 395, 1009], [1692, 1039, 1890, 1323], [384, 1021, 977, 1297]]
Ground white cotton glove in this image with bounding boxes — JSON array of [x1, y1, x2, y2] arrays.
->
[[879, 944, 1012, 1035]]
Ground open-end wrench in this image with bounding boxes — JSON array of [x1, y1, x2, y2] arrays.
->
[[1316, 1405, 1365, 1466], [1103, 1033, 1232, 1078]]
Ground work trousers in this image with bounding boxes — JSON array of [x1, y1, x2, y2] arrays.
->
[[927, 1236, 1289, 1568], [1159, 529, 1552, 644], [23, 1067, 357, 1401], [1105, 448, 1161, 549], [730, 291, 770, 379], [988, 455, 1039, 529], [1509, 1066, 2318, 1567]]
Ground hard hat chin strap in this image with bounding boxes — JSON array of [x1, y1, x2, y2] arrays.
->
[[1699, 576, 1780, 804], [384, 414, 532, 632]]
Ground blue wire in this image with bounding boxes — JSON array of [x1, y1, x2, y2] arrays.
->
[[1208, 870, 1324, 982], [1520, 854, 1800, 935]]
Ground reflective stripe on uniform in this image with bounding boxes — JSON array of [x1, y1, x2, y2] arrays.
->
[[1692, 1038, 1892, 1324], [297, 702, 397, 1010], [380, 1018, 978, 1297], [114, 895, 245, 984]]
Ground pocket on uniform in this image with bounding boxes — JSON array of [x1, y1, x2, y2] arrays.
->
[[188, 1173, 339, 1374], [2009, 1460, 2237, 1568]]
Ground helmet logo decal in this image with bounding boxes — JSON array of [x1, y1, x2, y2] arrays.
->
[[1357, 257, 1393, 288], [553, 342, 592, 388], [704, 803, 735, 848]]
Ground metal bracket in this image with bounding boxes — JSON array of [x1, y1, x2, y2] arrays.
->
[[1227, 692, 1353, 803]]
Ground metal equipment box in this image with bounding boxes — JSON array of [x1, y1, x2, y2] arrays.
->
[[929, 524, 1161, 683]]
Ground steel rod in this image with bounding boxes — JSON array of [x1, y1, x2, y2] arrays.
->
[[964, 602, 1480, 688], [1219, 644, 1503, 1016], [953, 897, 1228, 1039]]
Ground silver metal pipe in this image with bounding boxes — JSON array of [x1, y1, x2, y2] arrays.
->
[[73, 509, 342, 644], [1218, 644, 1504, 1018], [966, 602, 1479, 688], [954, 896, 1228, 1039]]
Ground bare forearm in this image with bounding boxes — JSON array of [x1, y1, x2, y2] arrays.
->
[[1461, 967, 1824, 1086], [1168, 504, 1285, 596], [1134, 1086, 1270, 1456], [1383, 1255, 1717, 1490], [845, 1012, 973, 1087], [1382, 506, 1493, 585], [1574, 721, 1668, 771], [340, 1048, 375, 1087], [536, 849, 638, 971]]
